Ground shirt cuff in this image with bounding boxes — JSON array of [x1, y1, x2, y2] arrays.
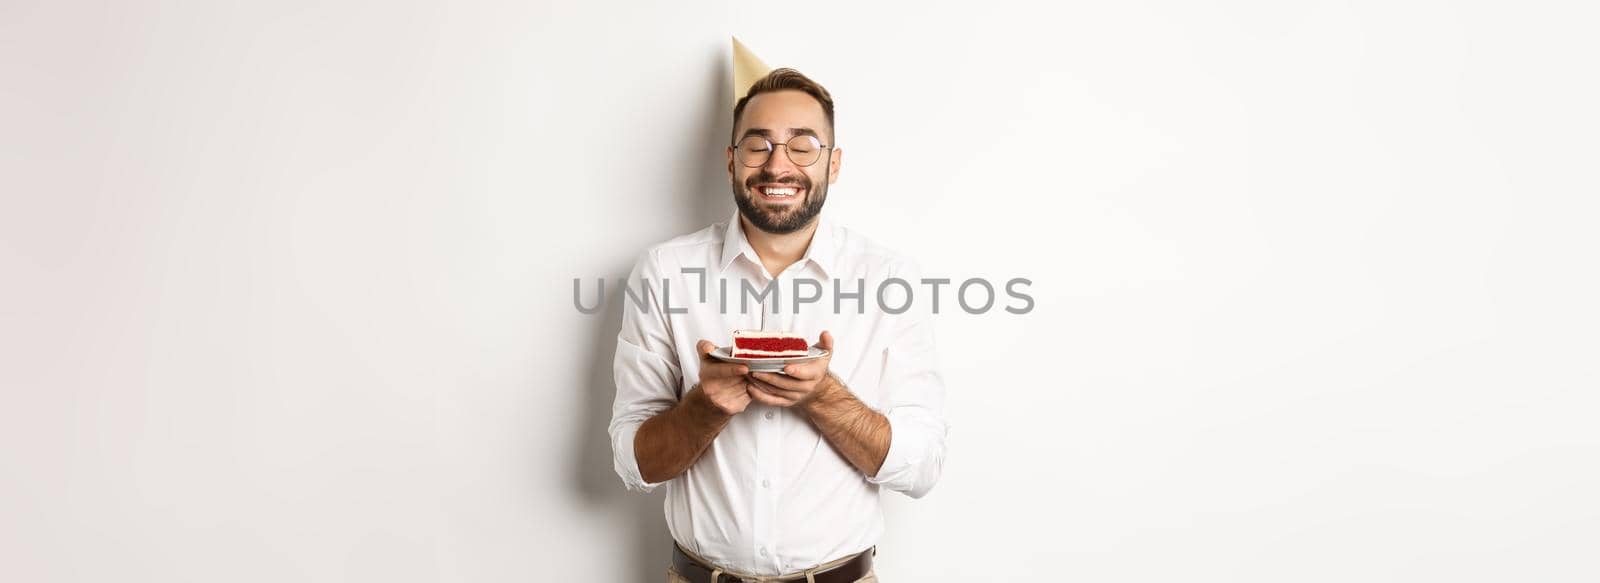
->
[[612, 420, 670, 493], [864, 407, 946, 499]]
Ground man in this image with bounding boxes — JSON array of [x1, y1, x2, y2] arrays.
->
[[610, 52, 948, 583]]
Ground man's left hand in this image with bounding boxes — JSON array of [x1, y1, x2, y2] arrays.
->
[[747, 330, 838, 409]]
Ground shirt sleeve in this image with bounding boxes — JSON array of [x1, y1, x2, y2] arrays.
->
[[864, 262, 950, 499], [608, 249, 683, 493]]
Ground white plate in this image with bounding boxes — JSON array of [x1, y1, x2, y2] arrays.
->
[[709, 346, 829, 373]]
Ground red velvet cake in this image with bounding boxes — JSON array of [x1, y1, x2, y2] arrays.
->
[[731, 330, 810, 358]]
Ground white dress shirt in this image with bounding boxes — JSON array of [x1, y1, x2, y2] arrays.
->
[[609, 209, 949, 577]]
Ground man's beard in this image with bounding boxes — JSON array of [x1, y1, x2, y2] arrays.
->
[[732, 171, 828, 235]]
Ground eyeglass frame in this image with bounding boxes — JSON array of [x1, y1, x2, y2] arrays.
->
[[730, 134, 835, 168]]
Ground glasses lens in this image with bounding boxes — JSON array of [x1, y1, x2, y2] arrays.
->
[[785, 135, 822, 166], [736, 137, 772, 167]]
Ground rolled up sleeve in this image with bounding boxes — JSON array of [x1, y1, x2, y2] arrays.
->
[[864, 265, 949, 499], [608, 250, 683, 493]]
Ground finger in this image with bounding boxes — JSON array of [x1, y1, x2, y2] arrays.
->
[[745, 376, 800, 398], [754, 369, 807, 390], [746, 385, 794, 407], [749, 374, 806, 395], [697, 340, 717, 359], [781, 362, 824, 381], [818, 330, 834, 352], [703, 361, 748, 379]]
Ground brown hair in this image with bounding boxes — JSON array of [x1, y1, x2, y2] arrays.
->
[[731, 68, 835, 144]]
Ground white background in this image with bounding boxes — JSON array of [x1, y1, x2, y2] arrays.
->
[[3, 1, 1598, 581]]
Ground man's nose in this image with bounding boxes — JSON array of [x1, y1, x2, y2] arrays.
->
[[761, 145, 798, 173]]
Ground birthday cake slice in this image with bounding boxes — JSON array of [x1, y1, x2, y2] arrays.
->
[[732, 330, 810, 359]]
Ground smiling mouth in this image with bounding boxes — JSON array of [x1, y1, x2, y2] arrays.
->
[[751, 184, 805, 203]]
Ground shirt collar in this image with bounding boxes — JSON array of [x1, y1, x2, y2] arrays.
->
[[719, 210, 758, 273], [804, 211, 837, 277], [718, 210, 837, 278]]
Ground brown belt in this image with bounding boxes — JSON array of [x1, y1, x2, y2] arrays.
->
[[671, 544, 874, 583]]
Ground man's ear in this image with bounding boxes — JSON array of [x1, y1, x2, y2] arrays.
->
[[827, 147, 842, 184], [726, 146, 736, 179]]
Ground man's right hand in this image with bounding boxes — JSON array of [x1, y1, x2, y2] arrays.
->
[[697, 339, 752, 416], [634, 340, 751, 484]]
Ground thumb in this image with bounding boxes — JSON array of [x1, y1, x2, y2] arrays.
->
[[696, 339, 716, 358], [818, 330, 834, 351]]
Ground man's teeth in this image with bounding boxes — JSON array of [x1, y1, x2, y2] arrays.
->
[[761, 187, 799, 197]]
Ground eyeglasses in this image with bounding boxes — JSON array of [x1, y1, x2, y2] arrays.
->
[[733, 135, 833, 167]]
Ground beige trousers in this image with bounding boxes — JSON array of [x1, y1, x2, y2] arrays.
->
[[667, 544, 878, 583]]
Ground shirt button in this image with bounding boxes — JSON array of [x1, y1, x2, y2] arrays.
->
[[759, 547, 768, 557], [762, 479, 771, 488], [765, 411, 774, 420]]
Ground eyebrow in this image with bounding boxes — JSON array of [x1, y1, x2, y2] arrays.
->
[[738, 127, 822, 141]]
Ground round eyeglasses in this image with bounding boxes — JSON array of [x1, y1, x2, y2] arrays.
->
[[733, 135, 832, 167]]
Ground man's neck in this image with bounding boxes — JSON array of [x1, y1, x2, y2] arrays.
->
[[740, 214, 819, 277]]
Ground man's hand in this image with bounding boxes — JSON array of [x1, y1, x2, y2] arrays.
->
[[745, 331, 891, 478], [633, 341, 750, 484], [746, 331, 840, 410], [697, 339, 752, 416]]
